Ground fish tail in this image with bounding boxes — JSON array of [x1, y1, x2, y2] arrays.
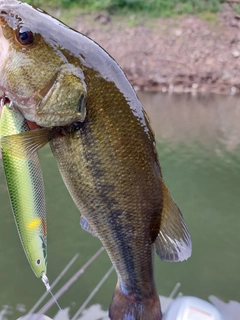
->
[[109, 284, 162, 320]]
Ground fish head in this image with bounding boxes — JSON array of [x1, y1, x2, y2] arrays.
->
[[0, 0, 86, 127]]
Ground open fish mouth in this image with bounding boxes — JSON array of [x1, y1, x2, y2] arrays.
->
[[0, 96, 11, 108], [0, 96, 41, 130]]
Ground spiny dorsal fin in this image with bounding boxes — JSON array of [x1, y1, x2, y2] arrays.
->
[[154, 181, 192, 262]]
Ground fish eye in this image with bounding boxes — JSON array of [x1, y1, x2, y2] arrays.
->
[[35, 258, 41, 266], [16, 25, 34, 46]]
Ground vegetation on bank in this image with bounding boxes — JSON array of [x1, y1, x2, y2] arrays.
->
[[25, 0, 240, 17]]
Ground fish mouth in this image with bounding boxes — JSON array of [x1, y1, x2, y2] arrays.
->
[[0, 96, 41, 130], [0, 95, 11, 108]]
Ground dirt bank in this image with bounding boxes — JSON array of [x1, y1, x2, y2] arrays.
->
[[70, 3, 240, 94]]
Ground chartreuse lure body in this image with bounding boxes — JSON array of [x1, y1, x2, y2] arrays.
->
[[0, 104, 47, 278]]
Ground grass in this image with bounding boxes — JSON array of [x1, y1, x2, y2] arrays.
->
[[198, 11, 219, 22], [232, 3, 240, 15], [25, 0, 230, 17]]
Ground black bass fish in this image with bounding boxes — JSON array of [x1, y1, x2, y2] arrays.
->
[[0, 1, 192, 319]]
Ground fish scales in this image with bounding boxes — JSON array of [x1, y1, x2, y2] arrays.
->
[[49, 75, 164, 310], [52, 74, 162, 290], [0, 1, 192, 319]]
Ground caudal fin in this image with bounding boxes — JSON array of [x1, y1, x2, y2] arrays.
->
[[109, 284, 162, 320]]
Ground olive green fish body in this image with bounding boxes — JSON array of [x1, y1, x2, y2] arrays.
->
[[50, 119, 162, 314], [49, 74, 189, 319], [0, 105, 47, 278]]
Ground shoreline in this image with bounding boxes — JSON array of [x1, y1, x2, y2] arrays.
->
[[68, 4, 240, 95]]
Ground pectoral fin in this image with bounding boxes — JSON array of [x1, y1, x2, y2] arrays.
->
[[154, 181, 192, 262], [0, 127, 57, 158], [80, 215, 98, 237]]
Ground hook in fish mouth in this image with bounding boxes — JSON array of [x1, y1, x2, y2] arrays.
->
[[0, 96, 42, 130], [0, 95, 11, 108]]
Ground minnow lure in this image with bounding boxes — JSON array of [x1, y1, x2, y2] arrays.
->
[[0, 103, 47, 278]]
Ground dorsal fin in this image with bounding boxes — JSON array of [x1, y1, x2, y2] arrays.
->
[[154, 181, 192, 262]]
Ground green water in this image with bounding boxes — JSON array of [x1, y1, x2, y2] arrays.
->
[[0, 92, 240, 319]]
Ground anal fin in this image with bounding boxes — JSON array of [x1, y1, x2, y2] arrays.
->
[[154, 181, 192, 262]]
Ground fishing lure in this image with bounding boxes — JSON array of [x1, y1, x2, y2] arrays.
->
[[0, 102, 47, 279]]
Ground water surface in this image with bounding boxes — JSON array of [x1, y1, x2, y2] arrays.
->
[[0, 92, 240, 319]]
